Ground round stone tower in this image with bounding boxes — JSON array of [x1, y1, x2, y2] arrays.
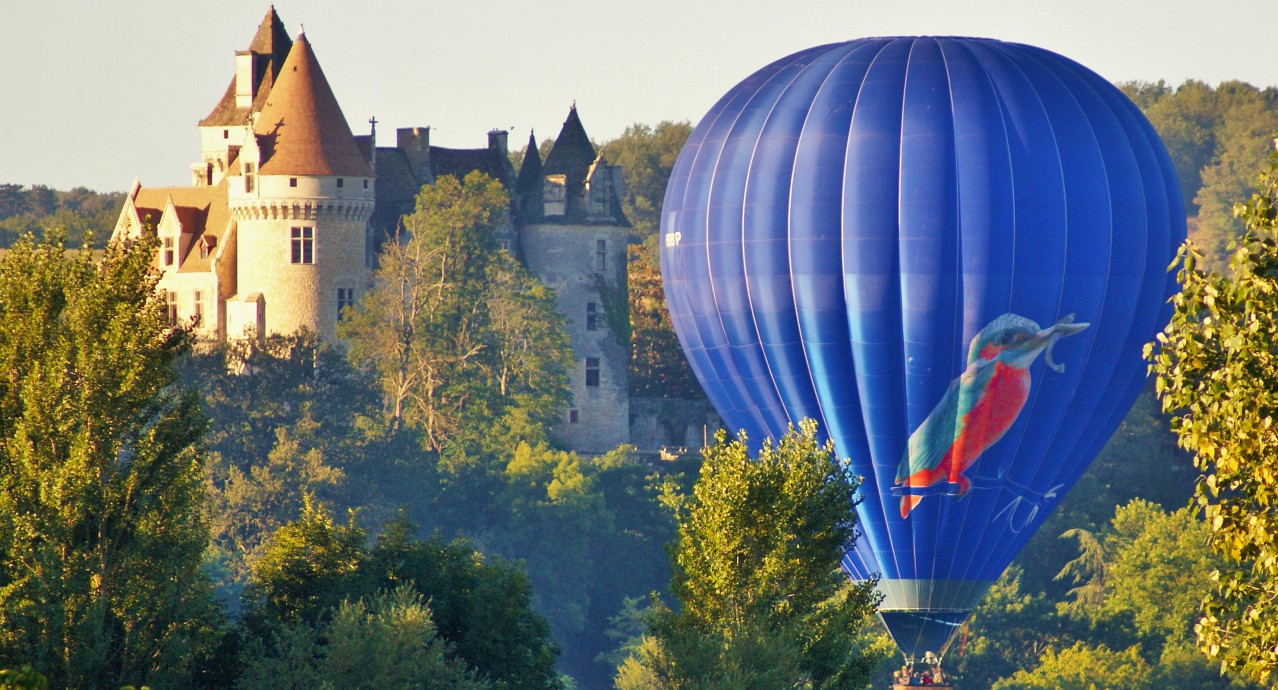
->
[[225, 32, 374, 341]]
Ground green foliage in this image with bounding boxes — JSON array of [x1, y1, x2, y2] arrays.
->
[[958, 566, 1062, 689], [238, 586, 488, 690], [0, 185, 123, 248], [1122, 80, 1278, 272], [0, 233, 221, 688], [243, 503, 563, 690], [341, 172, 572, 454], [626, 244, 702, 398], [1195, 92, 1278, 267], [178, 334, 396, 607], [991, 642, 1153, 690], [620, 421, 884, 689], [1148, 147, 1278, 685], [0, 666, 47, 690]]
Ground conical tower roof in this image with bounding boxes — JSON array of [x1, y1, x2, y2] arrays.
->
[[542, 104, 595, 179], [515, 130, 543, 195], [200, 6, 292, 126], [542, 105, 597, 221], [252, 33, 373, 177]]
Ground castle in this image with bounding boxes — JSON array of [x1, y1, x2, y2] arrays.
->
[[112, 8, 631, 453]]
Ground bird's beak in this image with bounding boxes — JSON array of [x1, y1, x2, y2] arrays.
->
[[1048, 313, 1089, 337], [1039, 314, 1090, 372]]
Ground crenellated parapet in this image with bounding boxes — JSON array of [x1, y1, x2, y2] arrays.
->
[[229, 198, 374, 222]]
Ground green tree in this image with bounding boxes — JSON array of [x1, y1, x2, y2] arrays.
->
[[626, 244, 702, 398], [0, 233, 220, 688], [243, 504, 563, 690], [238, 586, 488, 690], [1194, 88, 1278, 267], [1148, 146, 1278, 685], [620, 421, 883, 689], [1125, 80, 1224, 216], [341, 172, 571, 453], [178, 333, 398, 608], [957, 566, 1062, 689], [991, 642, 1152, 690]]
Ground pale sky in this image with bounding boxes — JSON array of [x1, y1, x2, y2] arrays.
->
[[2, 1, 1276, 192]]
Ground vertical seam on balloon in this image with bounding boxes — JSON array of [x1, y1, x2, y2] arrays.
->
[[800, 38, 893, 592], [737, 55, 821, 437], [997, 48, 1117, 579], [940, 38, 1013, 597], [931, 36, 962, 610], [701, 61, 800, 439], [850, 37, 910, 594], [678, 96, 742, 429], [935, 36, 977, 592], [739, 50, 834, 437], [662, 109, 724, 420], [899, 37, 926, 613], [786, 46, 852, 449], [959, 39, 1060, 586]]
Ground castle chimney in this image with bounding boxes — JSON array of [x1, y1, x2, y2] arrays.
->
[[397, 127, 431, 181], [488, 129, 509, 155], [235, 50, 257, 109]]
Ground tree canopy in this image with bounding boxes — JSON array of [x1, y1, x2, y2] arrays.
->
[[340, 172, 572, 454], [1147, 145, 1278, 685], [617, 421, 884, 689], [0, 233, 218, 688]]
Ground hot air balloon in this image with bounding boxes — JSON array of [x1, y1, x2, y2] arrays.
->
[[659, 36, 1184, 665]]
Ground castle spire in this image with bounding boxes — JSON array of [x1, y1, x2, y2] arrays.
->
[[200, 6, 292, 126], [252, 33, 373, 177]]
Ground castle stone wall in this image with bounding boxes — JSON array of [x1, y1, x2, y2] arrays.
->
[[521, 222, 630, 454], [628, 397, 723, 456], [230, 182, 372, 340]]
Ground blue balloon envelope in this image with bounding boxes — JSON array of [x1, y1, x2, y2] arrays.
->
[[660, 37, 1184, 661]]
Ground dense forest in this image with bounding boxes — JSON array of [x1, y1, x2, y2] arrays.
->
[[0, 78, 1275, 689]]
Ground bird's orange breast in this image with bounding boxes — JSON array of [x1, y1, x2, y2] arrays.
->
[[949, 362, 1031, 476]]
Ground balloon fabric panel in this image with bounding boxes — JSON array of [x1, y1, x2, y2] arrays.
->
[[660, 36, 1186, 661]]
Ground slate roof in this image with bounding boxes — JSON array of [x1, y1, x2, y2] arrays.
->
[[199, 7, 291, 127], [371, 147, 420, 233], [515, 130, 543, 222], [372, 143, 516, 233], [253, 33, 373, 177], [542, 105, 597, 222], [429, 146, 510, 186]]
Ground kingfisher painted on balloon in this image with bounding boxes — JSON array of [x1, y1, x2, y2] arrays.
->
[[895, 314, 1089, 518]]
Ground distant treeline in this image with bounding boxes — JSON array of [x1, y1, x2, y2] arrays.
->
[[0, 183, 123, 248], [1120, 80, 1278, 270]]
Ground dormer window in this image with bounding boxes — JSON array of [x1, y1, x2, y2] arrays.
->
[[243, 162, 255, 192], [543, 175, 567, 216], [163, 237, 175, 267]]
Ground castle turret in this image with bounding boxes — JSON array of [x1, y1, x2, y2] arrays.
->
[[194, 6, 292, 187], [225, 31, 374, 341], [517, 105, 630, 453], [515, 130, 544, 223]]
